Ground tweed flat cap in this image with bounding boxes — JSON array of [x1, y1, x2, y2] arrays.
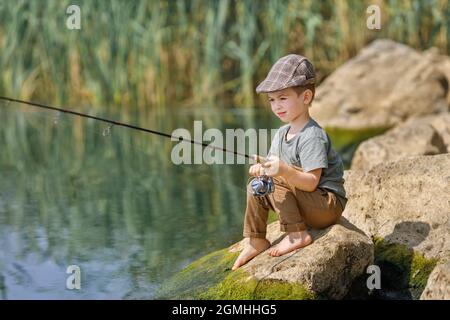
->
[[256, 54, 315, 93]]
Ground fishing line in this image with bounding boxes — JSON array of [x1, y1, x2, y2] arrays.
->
[[1, 96, 274, 198], [0, 96, 252, 160], [1, 97, 283, 279], [9, 101, 250, 196]]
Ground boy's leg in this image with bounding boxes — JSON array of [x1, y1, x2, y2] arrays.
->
[[234, 179, 343, 266], [243, 177, 308, 236], [273, 165, 342, 230], [242, 182, 271, 238], [232, 183, 273, 270], [292, 187, 344, 229], [267, 176, 308, 232], [265, 177, 313, 256]]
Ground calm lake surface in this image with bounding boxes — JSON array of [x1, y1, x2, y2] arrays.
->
[[0, 101, 353, 299]]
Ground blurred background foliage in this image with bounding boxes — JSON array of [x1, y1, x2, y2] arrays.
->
[[0, 0, 449, 110]]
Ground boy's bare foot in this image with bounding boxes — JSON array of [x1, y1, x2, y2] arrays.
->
[[232, 238, 271, 271], [268, 231, 313, 257]]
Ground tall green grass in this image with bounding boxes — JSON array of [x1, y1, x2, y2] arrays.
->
[[0, 0, 449, 109]]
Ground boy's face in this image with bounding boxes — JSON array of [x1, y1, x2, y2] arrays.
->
[[267, 87, 311, 123]]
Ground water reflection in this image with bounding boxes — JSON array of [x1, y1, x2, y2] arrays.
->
[[0, 102, 273, 299]]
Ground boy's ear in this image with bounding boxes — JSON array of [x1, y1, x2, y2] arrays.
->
[[302, 89, 313, 105]]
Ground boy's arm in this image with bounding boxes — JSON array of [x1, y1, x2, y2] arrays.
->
[[261, 135, 328, 192], [285, 135, 328, 191], [260, 156, 322, 192], [281, 166, 322, 192]]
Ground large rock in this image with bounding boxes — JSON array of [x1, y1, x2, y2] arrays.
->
[[343, 153, 450, 260], [229, 219, 373, 300], [310, 39, 449, 130], [351, 113, 450, 170], [416, 113, 450, 152], [423, 47, 450, 105], [157, 219, 373, 300], [420, 260, 450, 300]]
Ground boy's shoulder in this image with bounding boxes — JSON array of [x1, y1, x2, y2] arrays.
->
[[287, 118, 327, 144], [302, 118, 327, 139]]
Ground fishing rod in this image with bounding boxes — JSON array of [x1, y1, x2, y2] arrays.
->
[[0, 95, 275, 196], [0, 95, 258, 160]]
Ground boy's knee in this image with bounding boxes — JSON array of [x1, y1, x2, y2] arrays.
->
[[305, 209, 341, 230]]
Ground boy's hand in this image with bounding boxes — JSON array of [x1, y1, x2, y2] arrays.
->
[[261, 155, 289, 177], [249, 163, 265, 176], [249, 155, 271, 176]]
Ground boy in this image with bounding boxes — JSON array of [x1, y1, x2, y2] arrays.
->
[[232, 54, 347, 271]]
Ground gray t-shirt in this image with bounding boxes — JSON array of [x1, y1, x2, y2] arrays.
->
[[268, 117, 348, 209]]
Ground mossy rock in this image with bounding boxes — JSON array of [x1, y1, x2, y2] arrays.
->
[[344, 237, 438, 300], [155, 248, 238, 299], [155, 247, 315, 300], [200, 269, 315, 300], [372, 237, 438, 299]]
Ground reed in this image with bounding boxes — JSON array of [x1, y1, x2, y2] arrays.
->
[[0, 0, 449, 109]]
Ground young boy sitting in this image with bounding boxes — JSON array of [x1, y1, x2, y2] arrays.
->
[[232, 54, 348, 271]]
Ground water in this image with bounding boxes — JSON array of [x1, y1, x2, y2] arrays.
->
[[0, 102, 356, 299], [0, 102, 275, 299]]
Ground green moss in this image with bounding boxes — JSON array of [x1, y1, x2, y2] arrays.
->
[[267, 210, 278, 224], [373, 237, 438, 296], [155, 248, 239, 299], [200, 268, 315, 300], [155, 247, 315, 300], [409, 253, 438, 289], [325, 126, 391, 169]]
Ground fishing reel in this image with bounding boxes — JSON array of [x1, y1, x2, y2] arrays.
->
[[249, 155, 275, 197], [250, 175, 275, 197]]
